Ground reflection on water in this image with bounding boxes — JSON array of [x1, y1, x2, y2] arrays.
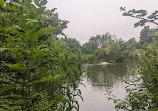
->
[[78, 63, 131, 111], [86, 64, 127, 90]]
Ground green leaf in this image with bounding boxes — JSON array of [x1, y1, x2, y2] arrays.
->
[[38, 6, 46, 13], [17, 7, 22, 14], [53, 95, 64, 103], [54, 75, 62, 80], [0, 48, 8, 52], [0, 108, 5, 111], [0, 104, 10, 109], [42, 74, 54, 82], [6, 3, 11, 10], [12, 24, 21, 30], [24, 0, 32, 5], [28, 60, 40, 68], [0, 0, 4, 6], [39, 0, 47, 6], [26, 19, 38, 24], [32, 74, 54, 84], [8, 63, 28, 71], [0, 86, 15, 93], [0, 24, 4, 31], [30, 4, 37, 10], [12, 5, 17, 11], [34, 0, 40, 7]]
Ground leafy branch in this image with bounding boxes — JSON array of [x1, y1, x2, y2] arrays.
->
[[120, 7, 158, 27]]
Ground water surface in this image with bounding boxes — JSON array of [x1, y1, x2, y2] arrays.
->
[[78, 63, 131, 111]]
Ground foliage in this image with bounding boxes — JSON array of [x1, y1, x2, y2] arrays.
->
[[109, 8, 158, 111], [139, 26, 158, 46], [109, 44, 158, 111], [81, 33, 138, 63], [120, 7, 158, 27], [66, 38, 81, 53], [0, 0, 83, 111]]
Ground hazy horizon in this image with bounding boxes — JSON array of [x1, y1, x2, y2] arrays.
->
[[46, 0, 158, 44]]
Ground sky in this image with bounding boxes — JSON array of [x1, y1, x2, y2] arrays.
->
[[46, 0, 158, 44]]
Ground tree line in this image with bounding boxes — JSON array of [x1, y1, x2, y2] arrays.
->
[[67, 25, 158, 64]]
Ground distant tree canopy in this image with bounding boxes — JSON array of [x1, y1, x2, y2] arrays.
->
[[81, 33, 113, 55], [140, 26, 158, 45], [66, 38, 81, 52], [81, 33, 138, 63]]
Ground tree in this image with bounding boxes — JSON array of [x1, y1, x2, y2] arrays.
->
[[111, 8, 158, 111], [0, 0, 82, 110], [89, 33, 113, 49], [81, 32, 138, 63], [120, 7, 158, 27], [66, 38, 81, 52], [139, 26, 158, 45]]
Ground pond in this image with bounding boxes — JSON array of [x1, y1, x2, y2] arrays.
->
[[78, 63, 134, 111]]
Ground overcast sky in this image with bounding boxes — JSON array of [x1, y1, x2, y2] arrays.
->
[[46, 0, 158, 44]]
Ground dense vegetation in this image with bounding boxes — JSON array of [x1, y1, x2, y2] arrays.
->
[[108, 8, 158, 111], [67, 24, 158, 64], [0, 0, 83, 110], [1, 0, 158, 111], [81, 33, 139, 63]]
